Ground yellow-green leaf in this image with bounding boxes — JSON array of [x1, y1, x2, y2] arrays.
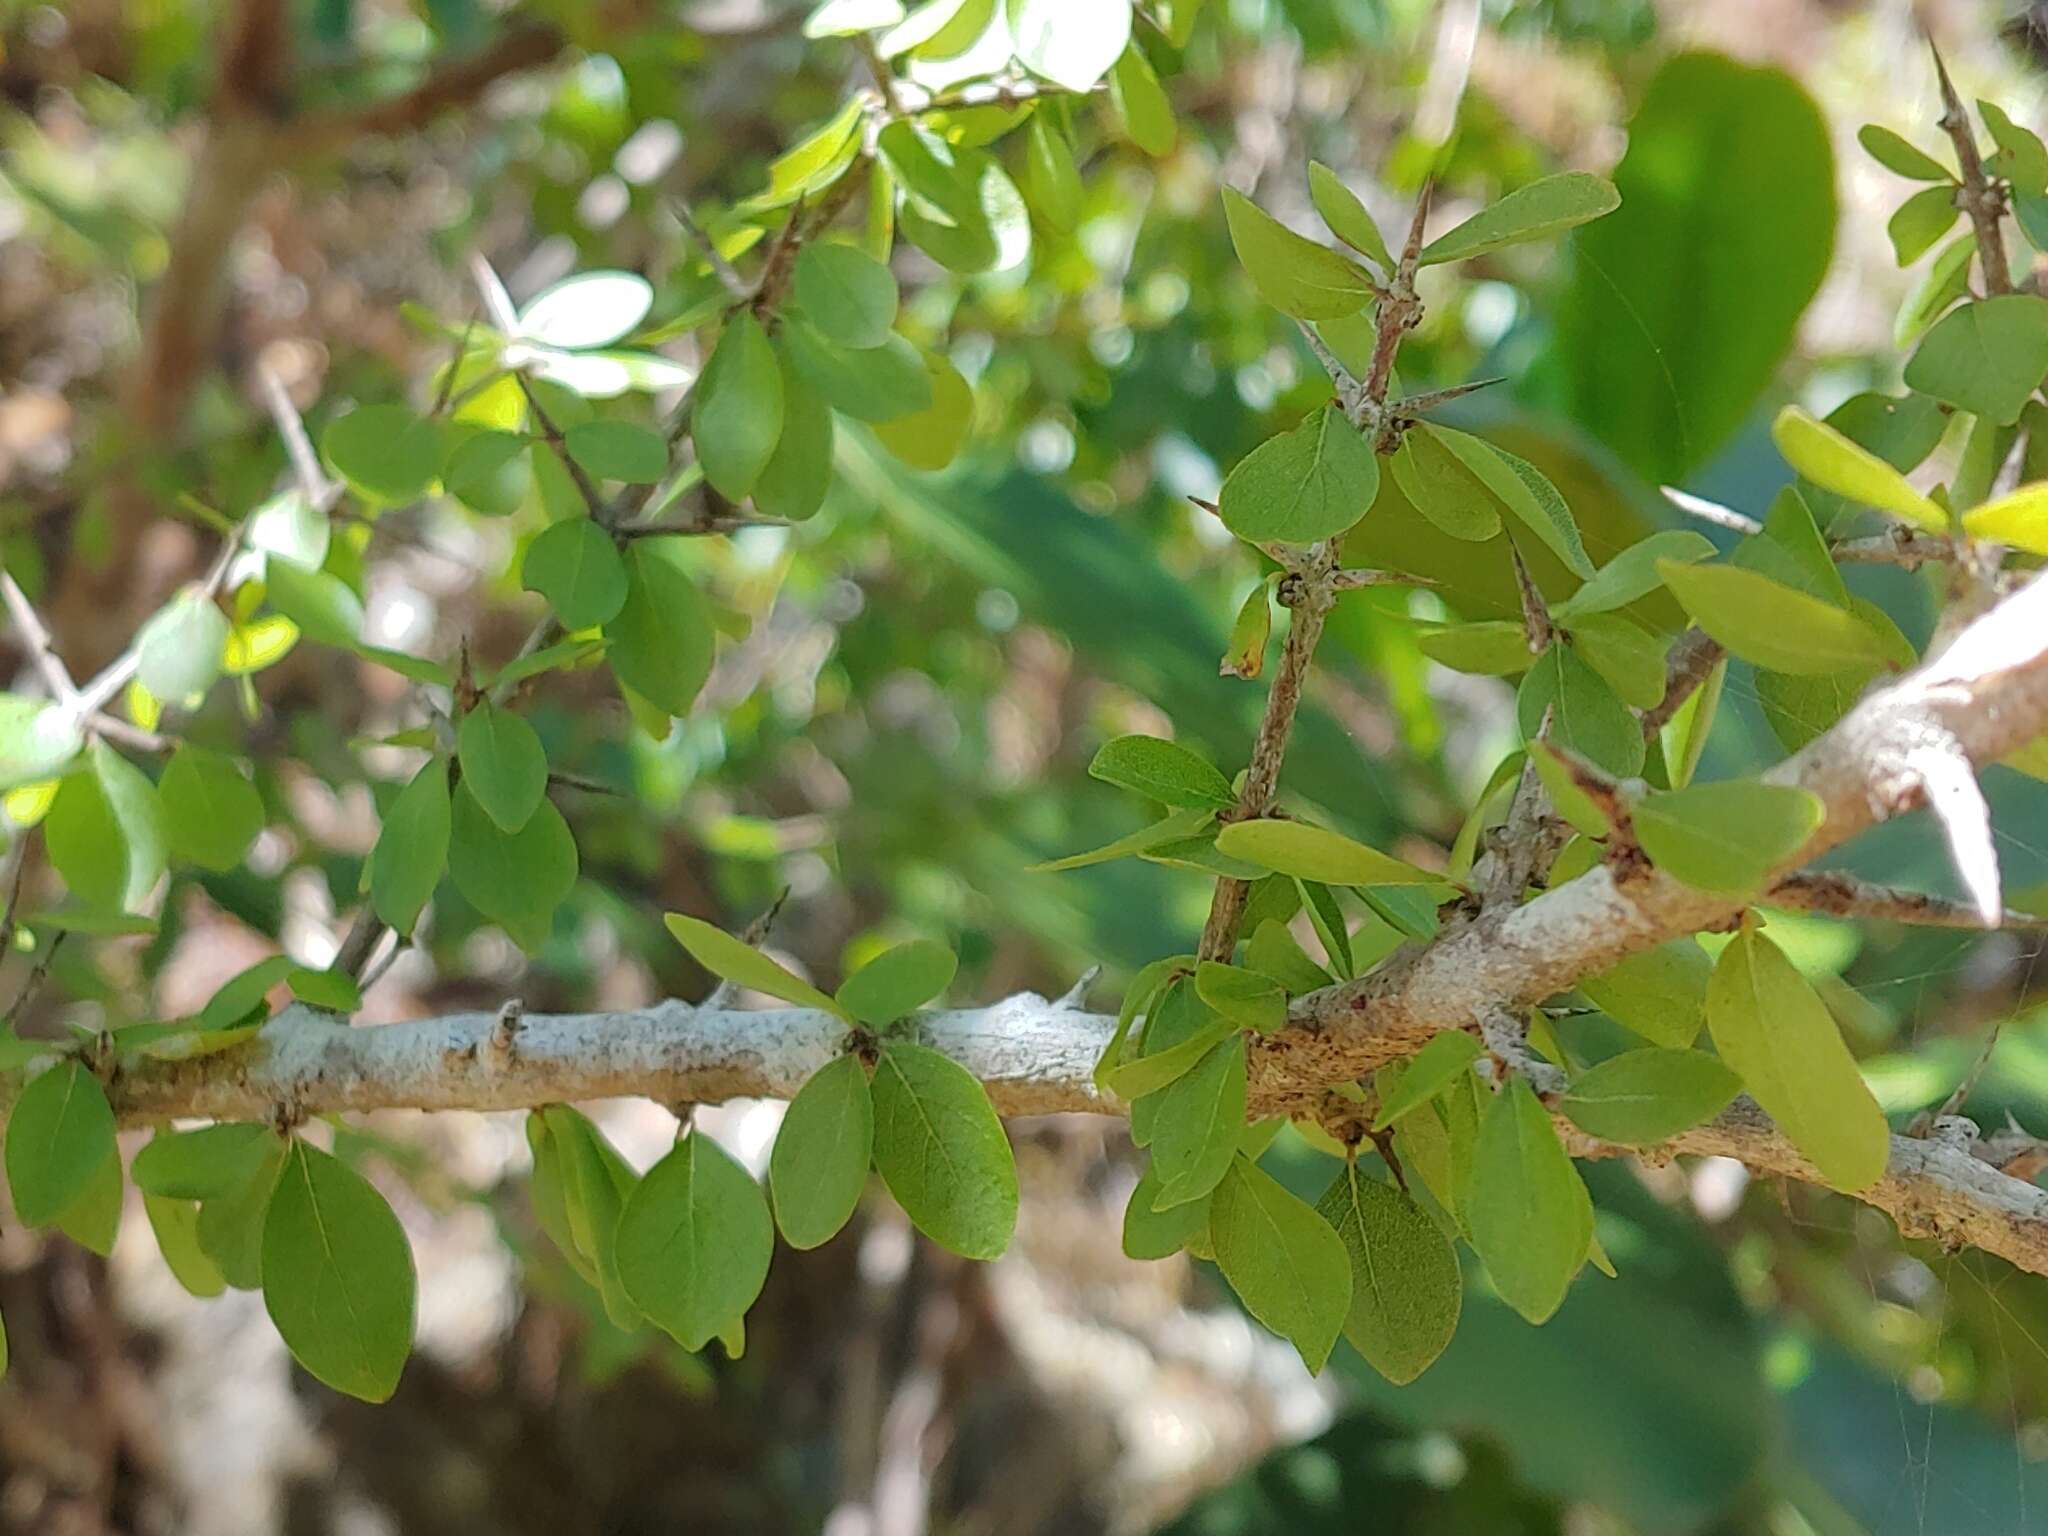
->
[[1770, 406, 1945, 531], [1706, 923, 1889, 1192]]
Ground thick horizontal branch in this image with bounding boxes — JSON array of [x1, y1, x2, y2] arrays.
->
[[105, 993, 1115, 1126], [45, 573, 2048, 1282], [95, 990, 2048, 1276]]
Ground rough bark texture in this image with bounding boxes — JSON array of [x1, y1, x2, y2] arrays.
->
[[57, 569, 2048, 1281]]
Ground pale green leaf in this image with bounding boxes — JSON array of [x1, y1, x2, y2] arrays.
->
[[1560, 1048, 1742, 1144], [870, 1041, 1018, 1258], [770, 1055, 875, 1249], [616, 1131, 773, 1350], [1706, 923, 1889, 1192], [666, 912, 850, 1019], [261, 1140, 417, 1402]]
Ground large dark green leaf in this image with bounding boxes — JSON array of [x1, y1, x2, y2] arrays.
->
[[1548, 52, 1835, 483]]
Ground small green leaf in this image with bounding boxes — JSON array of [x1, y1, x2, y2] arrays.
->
[[0, 692, 81, 790], [196, 1133, 285, 1289], [1307, 161, 1392, 272], [57, 1144, 121, 1254], [1028, 807, 1214, 873], [606, 540, 716, 717], [1218, 404, 1380, 545], [1245, 919, 1333, 996], [159, 746, 263, 872], [1146, 1034, 1247, 1209], [694, 311, 785, 500], [836, 939, 957, 1025], [1221, 582, 1273, 679], [262, 1140, 417, 1402], [563, 419, 668, 484], [870, 1041, 1018, 1259], [616, 1131, 773, 1350], [1560, 1048, 1742, 1145], [1108, 44, 1174, 156], [286, 966, 361, 1012], [1657, 559, 1893, 676], [1708, 924, 1890, 1191], [1858, 124, 1952, 181], [794, 241, 900, 349], [442, 430, 531, 516], [780, 315, 934, 422], [1194, 961, 1286, 1033], [134, 1123, 275, 1200], [322, 404, 442, 504], [666, 912, 850, 1018], [6, 1060, 116, 1227], [1221, 188, 1376, 320], [46, 744, 167, 913], [1371, 1031, 1482, 1130], [1552, 530, 1715, 621], [1770, 406, 1946, 530], [1419, 172, 1620, 265], [370, 759, 451, 935], [1981, 99, 2048, 192], [146, 1193, 226, 1298], [135, 591, 228, 703], [1215, 820, 1439, 887], [1527, 740, 1611, 839], [1316, 1162, 1460, 1384], [522, 516, 628, 629], [1023, 111, 1082, 231], [1579, 940, 1711, 1049], [1209, 1154, 1351, 1374], [537, 1106, 641, 1326], [1432, 428, 1594, 577], [265, 561, 363, 647], [1108, 1010, 1234, 1102], [770, 1055, 875, 1250], [1896, 232, 1976, 346], [201, 956, 296, 1031], [243, 489, 330, 571], [1088, 734, 1235, 809], [1962, 481, 2048, 553], [1389, 425, 1501, 541], [1631, 779, 1824, 895], [1887, 184, 1959, 266], [754, 353, 837, 518], [743, 97, 864, 212], [1516, 645, 1643, 778], [447, 784, 578, 942], [1417, 620, 1534, 676], [1467, 1077, 1590, 1325], [456, 702, 549, 833], [1903, 295, 2048, 425], [870, 352, 974, 472], [1564, 612, 1670, 711], [1123, 1164, 1211, 1259]]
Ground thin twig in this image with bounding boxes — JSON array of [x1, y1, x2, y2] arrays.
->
[[1832, 528, 1956, 569], [258, 363, 338, 507], [515, 375, 610, 523], [1642, 628, 1724, 738], [0, 571, 80, 705], [702, 888, 793, 1013], [1765, 869, 2048, 929], [1931, 41, 2014, 296], [1195, 180, 1436, 962], [675, 197, 751, 301], [1660, 485, 1762, 536]]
